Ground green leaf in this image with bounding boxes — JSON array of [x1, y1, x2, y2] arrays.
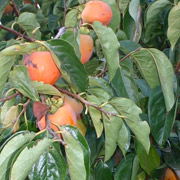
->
[[145, 0, 171, 42], [118, 0, 130, 14], [110, 97, 150, 153], [10, 138, 53, 180], [65, 9, 78, 28], [48, 14, 59, 32], [95, 162, 113, 180], [0, 0, 10, 19], [132, 48, 175, 111], [148, 87, 177, 146], [114, 153, 135, 180], [32, 81, 62, 96], [61, 126, 90, 180], [17, 12, 41, 40], [103, 110, 123, 161], [45, 39, 88, 92], [135, 142, 160, 176], [92, 22, 120, 81], [9, 66, 39, 101], [29, 142, 67, 180], [102, 0, 120, 31], [129, 0, 140, 25], [0, 131, 35, 180], [0, 56, 15, 97], [167, 2, 180, 49], [131, 156, 139, 180]]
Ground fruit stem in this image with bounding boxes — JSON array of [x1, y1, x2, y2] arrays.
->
[[0, 91, 20, 103], [55, 86, 119, 117], [0, 24, 34, 42]]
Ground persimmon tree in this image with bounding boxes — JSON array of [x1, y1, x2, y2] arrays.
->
[[0, 0, 179, 180]]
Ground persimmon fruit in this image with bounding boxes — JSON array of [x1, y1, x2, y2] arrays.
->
[[80, 34, 93, 64], [24, 51, 60, 85], [81, 0, 113, 26], [4, 5, 13, 14], [38, 104, 77, 133], [164, 168, 178, 180]]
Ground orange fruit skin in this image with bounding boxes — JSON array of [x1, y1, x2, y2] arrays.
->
[[24, 51, 60, 85], [38, 104, 77, 133], [80, 34, 93, 64], [81, 1, 113, 26], [164, 168, 178, 180], [4, 5, 13, 14], [64, 95, 83, 116]]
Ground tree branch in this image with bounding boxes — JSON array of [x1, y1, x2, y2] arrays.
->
[[133, 5, 141, 42], [55, 86, 119, 117], [54, 27, 66, 39], [0, 92, 20, 103], [175, 61, 180, 74], [63, 0, 67, 26], [12, 0, 20, 16], [0, 24, 34, 42]]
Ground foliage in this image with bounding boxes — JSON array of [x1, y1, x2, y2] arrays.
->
[[0, 0, 179, 179]]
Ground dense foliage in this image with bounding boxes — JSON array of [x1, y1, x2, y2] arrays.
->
[[0, 0, 179, 179]]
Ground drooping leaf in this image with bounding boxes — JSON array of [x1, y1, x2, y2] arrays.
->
[[167, 2, 180, 49], [32, 81, 62, 96], [29, 142, 67, 180], [95, 162, 113, 180], [92, 22, 119, 81], [45, 39, 88, 92], [118, 0, 130, 14], [132, 48, 175, 111], [0, 56, 15, 98], [0, 0, 10, 19], [17, 12, 41, 40], [135, 142, 160, 176], [9, 66, 39, 101], [0, 131, 35, 180], [145, 0, 171, 42], [10, 138, 53, 180], [131, 156, 139, 180], [114, 153, 136, 180], [148, 87, 177, 146], [110, 97, 150, 153], [102, 0, 120, 31], [129, 0, 140, 25], [65, 9, 78, 28], [61, 126, 90, 180]]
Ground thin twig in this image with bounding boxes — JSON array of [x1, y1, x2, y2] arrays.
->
[[0, 92, 20, 103], [63, 0, 67, 26], [82, 0, 86, 3], [55, 86, 119, 117], [12, 99, 31, 125], [54, 27, 66, 39], [12, 0, 20, 16], [175, 61, 180, 74], [45, 114, 67, 146], [133, 5, 141, 42], [0, 24, 34, 42]]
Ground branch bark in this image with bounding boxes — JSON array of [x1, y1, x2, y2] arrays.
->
[[0, 92, 20, 103]]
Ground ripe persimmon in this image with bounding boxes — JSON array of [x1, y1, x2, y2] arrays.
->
[[164, 168, 178, 180], [64, 94, 83, 115], [4, 4, 13, 14], [81, 1, 113, 26], [80, 34, 93, 64], [38, 104, 77, 133], [24, 51, 60, 85]]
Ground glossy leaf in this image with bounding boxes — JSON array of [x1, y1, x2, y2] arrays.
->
[[32, 81, 62, 96], [95, 161, 113, 180], [92, 22, 119, 81], [10, 138, 53, 180], [132, 48, 175, 111], [0, 0, 10, 19], [45, 39, 88, 92], [29, 142, 67, 180], [114, 153, 135, 180], [9, 66, 39, 101], [61, 126, 90, 180], [17, 12, 41, 40], [0, 56, 15, 97], [135, 142, 160, 176], [148, 87, 177, 146], [0, 131, 35, 180], [110, 97, 150, 153], [167, 2, 180, 49], [145, 0, 171, 42]]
